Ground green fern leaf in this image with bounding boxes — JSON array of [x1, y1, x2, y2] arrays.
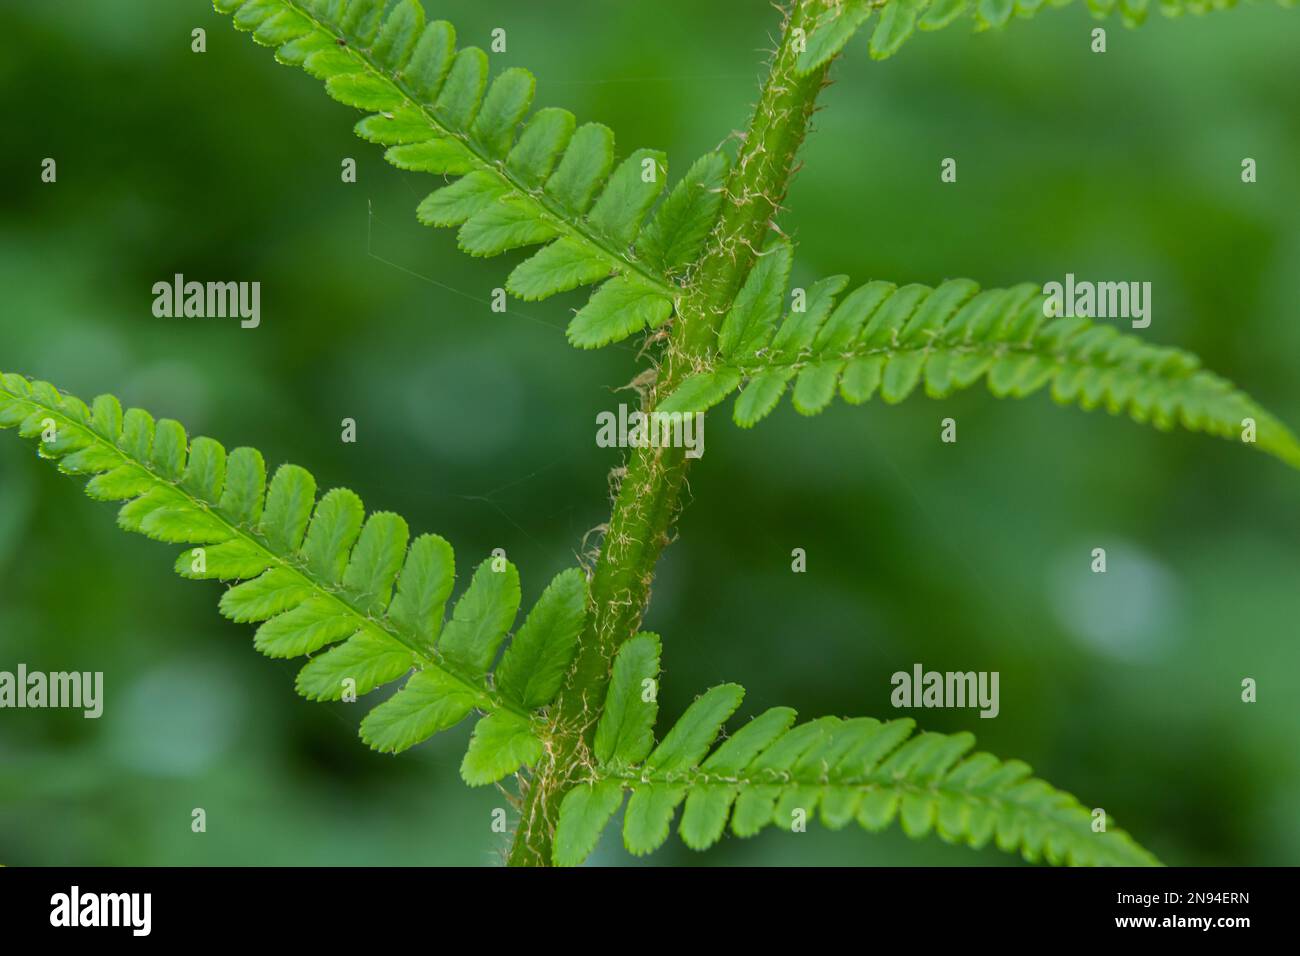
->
[[635, 151, 730, 276], [217, 0, 731, 348], [717, 239, 795, 360], [565, 275, 676, 349], [871, 0, 923, 60], [796, 0, 1294, 71], [553, 779, 624, 867], [495, 568, 588, 709], [297, 630, 415, 701], [437, 559, 521, 675], [797, 0, 879, 76], [644, 683, 746, 773], [553, 640, 1159, 866], [360, 668, 480, 754], [461, 711, 545, 786], [386, 532, 455, 647], [660, 275, 1300, 468], [592, 633, 661, 767], [0, 372, 591, 782], [655, 368, 743, 417]]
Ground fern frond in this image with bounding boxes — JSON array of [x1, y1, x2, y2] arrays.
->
[[659, 253, 1300, 468], [0, 373, 589, 782], [216, 0, 731, 348], [553, 636, 1159, 866], [798, 0, 1296, 72]]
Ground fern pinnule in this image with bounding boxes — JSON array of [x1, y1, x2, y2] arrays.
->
[[0, 372, 587, 784]]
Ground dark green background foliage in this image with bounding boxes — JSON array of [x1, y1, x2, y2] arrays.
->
[[1, 0, 1297, 865]]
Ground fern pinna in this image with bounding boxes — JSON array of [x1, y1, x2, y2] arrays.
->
[[5, 0, 1296, 867], [797, 0, 1299, 70], [219, 0, 727, 348], [0, 373, 588, 778], [552, 636, 1155, 866], [658, 241, 1300, 466]]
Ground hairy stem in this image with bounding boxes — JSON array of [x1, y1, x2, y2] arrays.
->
[[507, 0, 832, 866]]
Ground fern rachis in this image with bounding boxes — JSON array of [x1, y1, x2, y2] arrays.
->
[[3, 0, 1296, 866]]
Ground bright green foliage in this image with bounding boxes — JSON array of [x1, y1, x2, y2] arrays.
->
[[10, 0, 1292, 871], [553, 640, 1159, 866], [0, 373, 590, 783], [659, 259, 1300, 469], [797, 0, 1296, 72], [215, 0, 731, 348]]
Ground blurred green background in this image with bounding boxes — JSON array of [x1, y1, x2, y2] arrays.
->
[[1, 0, 1298, 867]]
